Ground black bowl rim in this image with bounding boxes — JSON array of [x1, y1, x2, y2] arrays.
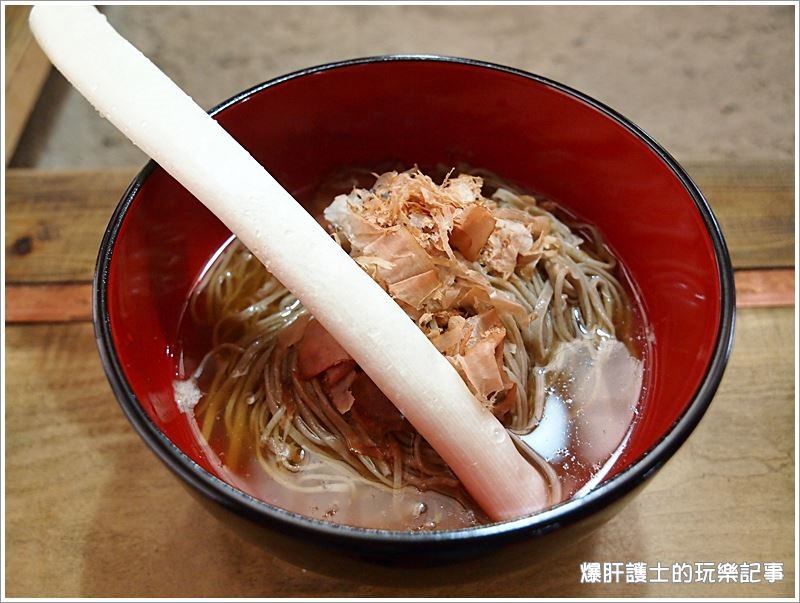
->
[[93, 54, 735, 547]]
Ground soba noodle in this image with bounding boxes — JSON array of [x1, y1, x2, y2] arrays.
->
[[176, 168, 638, 519]]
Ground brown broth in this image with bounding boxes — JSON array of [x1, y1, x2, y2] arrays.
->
[[172, 169, 651, 530], [174, 248, 649, 531]]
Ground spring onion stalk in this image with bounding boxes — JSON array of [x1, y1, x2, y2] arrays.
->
[[30, 5, 548, 520]]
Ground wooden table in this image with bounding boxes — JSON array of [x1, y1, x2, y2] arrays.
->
[[4, 162, 795, 597]]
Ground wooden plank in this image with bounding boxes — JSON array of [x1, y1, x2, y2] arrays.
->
[[5, 283, 93, 322], [4, 268, 793, 324], [3, 308, 795, 597], [4, 162, 793, 285], [4, 7, 31, 73], [4, 6, 52, 164], [734, 269, 795, 308], [4, 168, 136, 283], [686, 161, 795, 269]]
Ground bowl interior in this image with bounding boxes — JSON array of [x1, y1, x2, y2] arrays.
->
[[104, 58, 722, 513]]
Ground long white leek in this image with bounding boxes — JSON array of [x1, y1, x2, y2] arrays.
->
[[30, 5, 547, 520]]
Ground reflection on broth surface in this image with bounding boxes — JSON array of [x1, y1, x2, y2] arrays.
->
[[173, 167, 649, 530], [521, 338, 642, 500]]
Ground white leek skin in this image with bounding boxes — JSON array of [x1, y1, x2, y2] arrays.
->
[[30, 5, 548, 521]]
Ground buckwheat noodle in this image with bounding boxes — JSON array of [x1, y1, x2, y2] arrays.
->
[[183, 170, 634, 512]]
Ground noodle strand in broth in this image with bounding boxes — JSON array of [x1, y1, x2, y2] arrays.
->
[[175, 168, 645, 529]]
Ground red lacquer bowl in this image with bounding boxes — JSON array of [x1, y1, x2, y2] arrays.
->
[[94, 56, 734, 583]]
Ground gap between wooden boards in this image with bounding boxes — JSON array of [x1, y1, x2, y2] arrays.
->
[[4, 268, 795, 324]]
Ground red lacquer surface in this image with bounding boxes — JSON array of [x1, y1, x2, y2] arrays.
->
[[107, 59, 721, 484]]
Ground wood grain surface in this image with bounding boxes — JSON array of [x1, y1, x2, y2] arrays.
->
[[734, 268, 795, 308], [685, 161, 795, 269], [3, 160, 796, 597], [5, 283, 93, 322], [4, 311, 794, 598], [4, 270, 793, 325], [5, 168, 135, 283], [4, 161, 795, 283], [4, 6, 51, 164]]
